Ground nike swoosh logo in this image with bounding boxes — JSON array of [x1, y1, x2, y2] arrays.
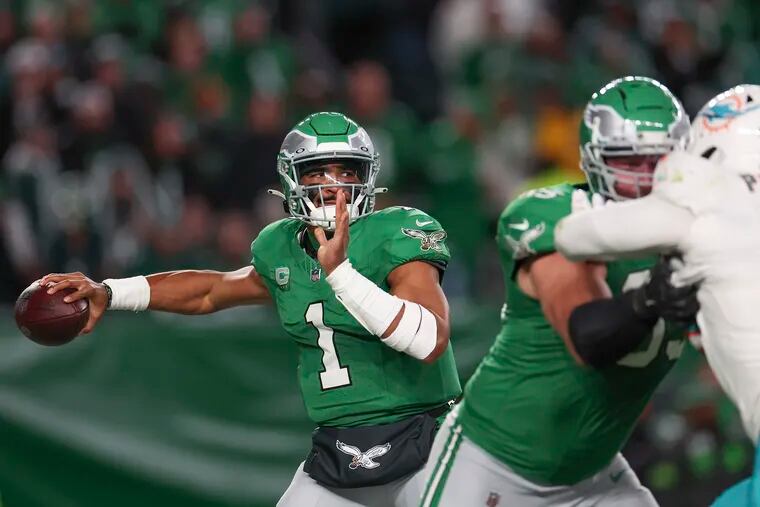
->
[[610, 470, 625, 483], [416, 219, 434, 227], [508, 219, 530, 231]]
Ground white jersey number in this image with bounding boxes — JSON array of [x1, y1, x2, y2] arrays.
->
[[306, 302, 352, 389], [617, 271, 684, 368]]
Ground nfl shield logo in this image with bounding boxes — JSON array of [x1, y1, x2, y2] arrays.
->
[[311, 266, 321, 282], [275, 267, 290, 290]]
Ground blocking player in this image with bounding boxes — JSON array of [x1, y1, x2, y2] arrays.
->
[[41, 112, 461, 507], [555, 85, 760, 507], [420, 77, 697, 507]]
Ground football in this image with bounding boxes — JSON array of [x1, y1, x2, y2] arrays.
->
[[14, 282, 89, 346]]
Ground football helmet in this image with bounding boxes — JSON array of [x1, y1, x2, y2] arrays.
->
[[270, 112, 383, 229], [580, 76, 689, 200], [687, 84, 760, 173]]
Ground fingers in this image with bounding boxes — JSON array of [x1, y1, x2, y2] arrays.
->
[[80, 311, 102, 335], [62, 285, 92, 303], [334, 191, 349, 239], [570, 190, 606, 214], [40, 273, 81, 286], [571, 189, 591, 213], [46, 279, 93, 303], [336, 191, 347, 221], [47, 280, 74, 294], [590, 193, 606, 209], [314, 227, 328, 246]]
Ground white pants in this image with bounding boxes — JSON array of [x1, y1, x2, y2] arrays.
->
[[277, 461, 425, 507], [420, 407, 658, 507]]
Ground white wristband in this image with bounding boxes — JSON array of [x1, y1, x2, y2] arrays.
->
[[103, 276, 151, 311], [325, 259, 438, 360]]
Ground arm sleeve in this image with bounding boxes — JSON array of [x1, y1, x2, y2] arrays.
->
[[569, 290, 657, 369], [554, 194, 695, 262]]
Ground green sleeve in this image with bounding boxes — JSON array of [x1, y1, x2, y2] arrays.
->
[[250, 229, 267, 273], [374, 207, 450, 280], [497, 185, 574, 261], [249, 220, 289, 279]]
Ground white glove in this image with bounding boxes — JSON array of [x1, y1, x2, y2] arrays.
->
[[571, 189, 606, 214]]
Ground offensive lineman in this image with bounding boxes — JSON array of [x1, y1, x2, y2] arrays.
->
[[420, 77, 698, 507], [555, 85, 760, 506], [41, 112, 461, 507]]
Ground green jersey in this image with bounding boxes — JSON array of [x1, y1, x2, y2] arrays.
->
[[459, 183, 686, 485], [251, 206, 462, 428]]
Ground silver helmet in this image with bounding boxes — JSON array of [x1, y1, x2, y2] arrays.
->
[[269, 112, 383, 229]]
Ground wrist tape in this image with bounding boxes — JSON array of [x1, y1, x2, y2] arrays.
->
[[102, 276, 150, 311]]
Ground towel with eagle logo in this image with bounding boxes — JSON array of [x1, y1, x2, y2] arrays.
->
[[303, 408, 441, 488]]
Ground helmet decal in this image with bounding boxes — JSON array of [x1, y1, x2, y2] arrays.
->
[[700, 91, 760, 133]]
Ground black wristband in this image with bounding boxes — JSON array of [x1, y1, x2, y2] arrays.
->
[[103, 282, 113, 309]]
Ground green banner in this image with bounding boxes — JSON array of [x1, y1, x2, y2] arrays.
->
[[0, 306, 498, 507], [1, 304, 745, 506]]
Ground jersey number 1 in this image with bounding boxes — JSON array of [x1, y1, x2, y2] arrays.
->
[[306, 302, 352, 390]]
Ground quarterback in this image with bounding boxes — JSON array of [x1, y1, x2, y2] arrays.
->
[[41, 112, 461, 507], [421, 77, 698, 507], [556, 85, 760, 506]]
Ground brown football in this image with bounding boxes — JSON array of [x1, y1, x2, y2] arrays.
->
[[14, 282, 89, 346]]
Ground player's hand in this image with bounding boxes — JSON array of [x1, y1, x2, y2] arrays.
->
[[314, 191, 349, 275], [571, 189, 606, 214], [631, 256, 700, 324], [39, 272, 108, 334]]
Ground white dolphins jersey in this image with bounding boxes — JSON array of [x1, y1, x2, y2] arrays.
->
[[555, 150, 760, 443]]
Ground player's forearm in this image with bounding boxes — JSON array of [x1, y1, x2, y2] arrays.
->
[[524, 255, 611, 365], [147, 270, 229, 314], [556, 196, 692, 261], [541, 278, 610, 357]]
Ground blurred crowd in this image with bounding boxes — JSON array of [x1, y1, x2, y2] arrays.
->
[[1, 0, 760, 303], [1, 0, 759, 501]]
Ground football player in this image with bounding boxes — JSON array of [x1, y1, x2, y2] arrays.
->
[[420, 77, 698, 507], [41, 112, 462, 507], [555, 85, 760, 507]]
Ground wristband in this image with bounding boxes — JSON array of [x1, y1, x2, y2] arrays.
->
[[102, 276, 150, 311]]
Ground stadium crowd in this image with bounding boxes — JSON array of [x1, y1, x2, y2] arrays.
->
[[1, 0, 759, 502]]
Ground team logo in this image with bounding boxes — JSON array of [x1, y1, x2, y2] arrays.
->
[[701, 93, 760, 132], [520, 187, 564, 200], [609, 469, 625, 483], [311, 266, 321, 282], [275, 267, 290, 290], [336, 440, 391, 470], [401, 228, 447, 252], [504, 222, 546, 260], [486, 492, 501, 507]]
